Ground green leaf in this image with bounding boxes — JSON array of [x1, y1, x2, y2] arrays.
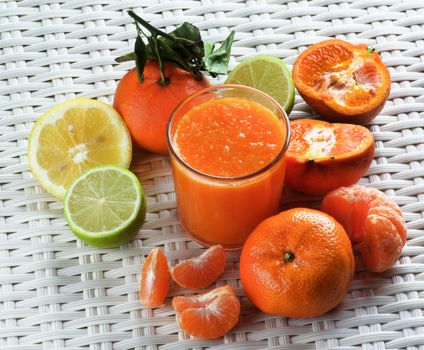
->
[[204, 41, 215, 57], [204, 31, 235, 75], [128, 10, 170, 39], [134, 35, 148, 82], [169, 23, 203, 53], [166, 23, 205, 68], [115, 52, 136, 63], [122, 11, 235, 81]]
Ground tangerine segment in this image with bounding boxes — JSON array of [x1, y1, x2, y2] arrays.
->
[[285, 119, 374, 195], [139, 248, 170, 308], [293, 39, 390, 124], [240, 208, 354, 318], [171, 245, 227, 289], [172, 285, 240, 339], [322, 184, 407, 272]]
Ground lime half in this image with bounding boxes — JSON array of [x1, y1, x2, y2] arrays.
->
[[225, 55, 295, 115], [64, 165, 146, 248]]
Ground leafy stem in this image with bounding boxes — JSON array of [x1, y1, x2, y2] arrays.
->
[[151, 36, 169, 85], [116, 10, 235, 84]]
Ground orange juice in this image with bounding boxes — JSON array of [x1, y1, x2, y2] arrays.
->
[[168, 86, 289, 249]]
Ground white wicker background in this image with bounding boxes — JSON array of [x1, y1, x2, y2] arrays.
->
[[1, 0, 424, 349]]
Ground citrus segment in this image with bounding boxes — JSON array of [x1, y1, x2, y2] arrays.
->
[[240, 208, 354, 318], [225, 55, 295, 114], [64, 165, 146, 248], [286, 119, 374, 195], [172, 285, 240, 339], [171, 245, 227, 289], [28, 98, 132, 199], [322, 185, 407, 272], [293, 39, 390, 124], [140, 248, 171, 308]]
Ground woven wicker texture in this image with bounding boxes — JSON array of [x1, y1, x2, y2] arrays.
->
[[1, 0, 424, 349]]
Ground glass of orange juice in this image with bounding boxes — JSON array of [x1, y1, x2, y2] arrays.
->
[[167, 85, 290, 250]]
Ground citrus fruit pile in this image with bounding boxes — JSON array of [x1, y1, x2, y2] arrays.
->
[[28, 98, 146, 247], [26, 10, 407, 341], [227, 39, 405, 328]]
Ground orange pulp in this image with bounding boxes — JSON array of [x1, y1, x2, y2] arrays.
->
[[171, 97, 287, 249]]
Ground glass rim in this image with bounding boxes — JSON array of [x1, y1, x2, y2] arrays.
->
[[166, 83, 291, 182]]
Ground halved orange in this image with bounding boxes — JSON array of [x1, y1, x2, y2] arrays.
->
[[293, 39, 391, 124], [139, 248, 170, 308], [322, 184, 407, 272], [171, 245, 227, 289], [286, 119, 374, 196], [172, 285, 240, 339]]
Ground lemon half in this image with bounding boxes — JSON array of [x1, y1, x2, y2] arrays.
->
[[28, 98, 132, 199]]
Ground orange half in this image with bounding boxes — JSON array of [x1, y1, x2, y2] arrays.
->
[[285, 119, 374, 195], [293, 39, 391, 124]]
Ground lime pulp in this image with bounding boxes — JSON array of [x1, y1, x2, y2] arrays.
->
[[225, 55, 295, 115], [64, 165, 146, 248]]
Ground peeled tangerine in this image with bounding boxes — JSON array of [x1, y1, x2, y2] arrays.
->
[[322, 185, 407, 272], [293, 39, 391, 125]]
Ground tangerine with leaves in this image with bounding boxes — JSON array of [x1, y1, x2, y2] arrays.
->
[[114, 11, 234, 154], [172, 285, 240, 339], [322, 184, 407, 272], [285, 119, 374, 196], [293, 39, 390, 124], [114, 63, 210, 154], [240, 208, 354, 318], [139, 248, 170, 308], [171, 245, 227, 289]]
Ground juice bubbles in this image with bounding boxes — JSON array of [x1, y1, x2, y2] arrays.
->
[[168, 85, 290, 249]]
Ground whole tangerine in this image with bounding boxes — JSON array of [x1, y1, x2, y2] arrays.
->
[[114, 61, 210, 154], [240, 208, 354, 318]]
